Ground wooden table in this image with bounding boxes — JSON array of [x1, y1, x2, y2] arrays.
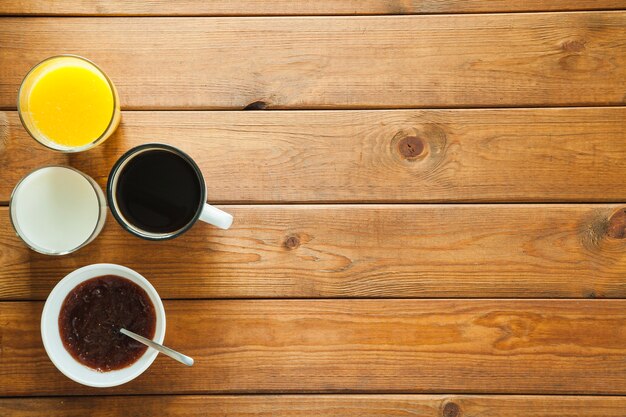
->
[[1, 1, 626, 415]]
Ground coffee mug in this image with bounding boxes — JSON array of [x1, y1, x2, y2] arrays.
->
[[107, 143, 233, 240]]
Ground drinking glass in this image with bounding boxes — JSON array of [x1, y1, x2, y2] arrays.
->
[[18, 55, 121, 153], [10, 166, 107, 255]]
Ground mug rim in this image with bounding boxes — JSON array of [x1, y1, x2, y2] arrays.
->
[[106, 143, 206, 241]]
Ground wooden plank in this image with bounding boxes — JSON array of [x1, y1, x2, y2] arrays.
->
[[2, 204, 625, 300], [2, 395, 626, 416], [1, 300, 626, 395], [2, 108, 626, 204], [1, 14, 625, 109], [2, 1, 625, 16]]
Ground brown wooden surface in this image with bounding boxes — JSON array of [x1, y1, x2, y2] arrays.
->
[[1, 13, 626, 110], [1, 205, 625, 300], [2, 300, 626, 396], [2, 108, 626, 204], [2, 395, 626, 417], [2, 2, 626, 412], [2, 0, 625, 16]]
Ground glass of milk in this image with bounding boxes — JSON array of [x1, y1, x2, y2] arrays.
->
[[10, 166, 107, 255]]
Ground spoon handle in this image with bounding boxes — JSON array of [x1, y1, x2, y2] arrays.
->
[[121, 328, 194, 366]]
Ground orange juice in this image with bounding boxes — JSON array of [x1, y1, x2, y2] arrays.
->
[[18, 56, 120, 152]]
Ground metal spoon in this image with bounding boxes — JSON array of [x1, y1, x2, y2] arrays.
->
[[120, 328, 194, 366]]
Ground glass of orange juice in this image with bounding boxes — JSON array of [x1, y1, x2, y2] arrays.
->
[[18, 55, 121, 152]]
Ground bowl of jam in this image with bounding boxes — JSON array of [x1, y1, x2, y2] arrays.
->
[[41, 264, 166, 387]]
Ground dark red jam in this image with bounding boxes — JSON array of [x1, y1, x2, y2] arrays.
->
[[58, 275, 156, 372]]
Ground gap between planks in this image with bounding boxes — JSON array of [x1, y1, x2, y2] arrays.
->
[[1, 9, 626, 18], [1, 393, 626, 398], [4, 103, 626, 112]]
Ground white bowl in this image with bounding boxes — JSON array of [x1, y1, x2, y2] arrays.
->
[[41, 263, 166, 387]]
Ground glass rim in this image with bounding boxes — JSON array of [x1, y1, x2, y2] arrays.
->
[[17, 54, 119, 153], [9, 165, 106, 255]]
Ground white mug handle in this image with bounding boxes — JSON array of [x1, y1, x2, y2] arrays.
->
[[199, 203, 233, 229]]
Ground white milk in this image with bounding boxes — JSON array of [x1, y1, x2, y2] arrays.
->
[[11, 167, 103, 254]]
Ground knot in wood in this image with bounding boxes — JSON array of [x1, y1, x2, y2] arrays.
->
[[283, 234, 300, 250], [442, 402, 461, 417], [243, 100, 268, 110], [561, 39, 586, 52], [607, 209, 626, 239], [398, 136, 425, 159]]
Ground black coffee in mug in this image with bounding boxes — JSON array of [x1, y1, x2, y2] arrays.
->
[[107, 144, 233, 240], [115, 150, 201, 234]]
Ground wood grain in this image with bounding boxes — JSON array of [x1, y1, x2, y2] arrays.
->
[[2, 300, 626, 395], [1, 13, 625, 109], [2, 395, 626, 416], [2, 204, 626, 300], [2, 108, 626, 204], [2, 0, 625, 16]]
